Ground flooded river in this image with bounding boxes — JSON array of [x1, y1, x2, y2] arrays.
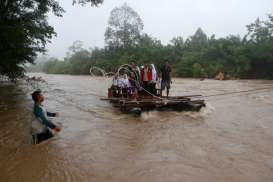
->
[[1, 73, 273, 182]]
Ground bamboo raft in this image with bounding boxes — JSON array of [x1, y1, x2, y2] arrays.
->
[[101, 90, 206, 115], [96, 64, 206, 115]]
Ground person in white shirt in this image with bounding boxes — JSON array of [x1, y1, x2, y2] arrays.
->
[[151, 64, 157, 95]]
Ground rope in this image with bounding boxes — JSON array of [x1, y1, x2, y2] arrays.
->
[[90, 65, 273, 101], [115, 65, 164, 100], [87, 91, 106, 98], [194, 86, 273, 98], [117, 64, 141, 87], [91, 65, 199, 102], [90, 66, 107, 77]]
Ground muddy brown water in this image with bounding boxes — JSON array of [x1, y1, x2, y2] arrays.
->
[[1, 73, 273, 182]]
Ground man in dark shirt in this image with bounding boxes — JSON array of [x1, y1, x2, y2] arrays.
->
[[160, 61, 172, 97]]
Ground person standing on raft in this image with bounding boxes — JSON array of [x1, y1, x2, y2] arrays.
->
[[31, 90, 61, 144], [150, 64, 157, 95], [141, 64, 152, 93], [160, 61, 172, 97]]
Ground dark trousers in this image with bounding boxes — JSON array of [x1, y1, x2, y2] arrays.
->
[[150, 83, 156, 95], [32, 129, 53, 144], [142, 81, 149, 92], [142, 82, 157, 95]]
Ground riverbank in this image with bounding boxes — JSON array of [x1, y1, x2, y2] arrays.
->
[[26, 71, 273, 81]]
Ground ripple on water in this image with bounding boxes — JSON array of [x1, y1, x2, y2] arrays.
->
[[1, 75, 273, 182]]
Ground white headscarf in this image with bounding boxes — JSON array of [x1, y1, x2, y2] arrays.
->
[[112, 77, 118, 86], [151, 64, 157, 83], [122, 74, 130, 88]]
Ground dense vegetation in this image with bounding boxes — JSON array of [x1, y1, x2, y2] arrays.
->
[[38, 4, 273, 79], [0, 0, 103, 80]]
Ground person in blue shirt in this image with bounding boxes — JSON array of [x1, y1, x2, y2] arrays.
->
[[31, 90, 61, 144]]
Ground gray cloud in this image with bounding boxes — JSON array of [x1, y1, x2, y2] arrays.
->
[[46, 0, 273, 58]]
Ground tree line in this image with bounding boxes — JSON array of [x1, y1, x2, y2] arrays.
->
[[37, 4, 273, 79], [4, 1, 272, 79]]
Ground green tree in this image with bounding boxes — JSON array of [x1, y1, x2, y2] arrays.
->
[[105, 3, 144, 48], [245, 14, 273, 78], [0, 0, 65, 80], [186, 28, 208, 50], [68, 49, 91, 74], [0, 0, 104, 80], [66, 40, 84, 58], [43, 58, 60, 74], [41, 11, 273, 80], [27, 56, 50, 72], [192, 63, 204, 78], [167, 36, 185, 65]]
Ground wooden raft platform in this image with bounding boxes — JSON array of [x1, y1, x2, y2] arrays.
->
[[101, 95, 206, 115]]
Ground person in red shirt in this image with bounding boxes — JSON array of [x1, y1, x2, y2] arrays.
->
[[141, 64, 152, 94]]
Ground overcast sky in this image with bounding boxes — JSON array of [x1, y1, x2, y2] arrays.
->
[[46, 0, 273, 58]]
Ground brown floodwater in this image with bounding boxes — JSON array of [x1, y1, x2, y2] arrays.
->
[[1, 73, 273, 182]]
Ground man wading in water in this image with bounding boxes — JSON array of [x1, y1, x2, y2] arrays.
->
[[160, 60, 172, 97], [31, 90, 61, 144]]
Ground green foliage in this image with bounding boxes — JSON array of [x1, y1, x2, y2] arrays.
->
[[2, 0, 273, 80], [42, 8, 273, 80], [43, 58, 68, 74], [192, 63, 204, 78], [105, 3, 144, 48], [68, 50, 91, 74], [27, 56, 49, 72], [0, 0, 64, 80], [186, 28, 208, 50], [0, 0, 104, 80]]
